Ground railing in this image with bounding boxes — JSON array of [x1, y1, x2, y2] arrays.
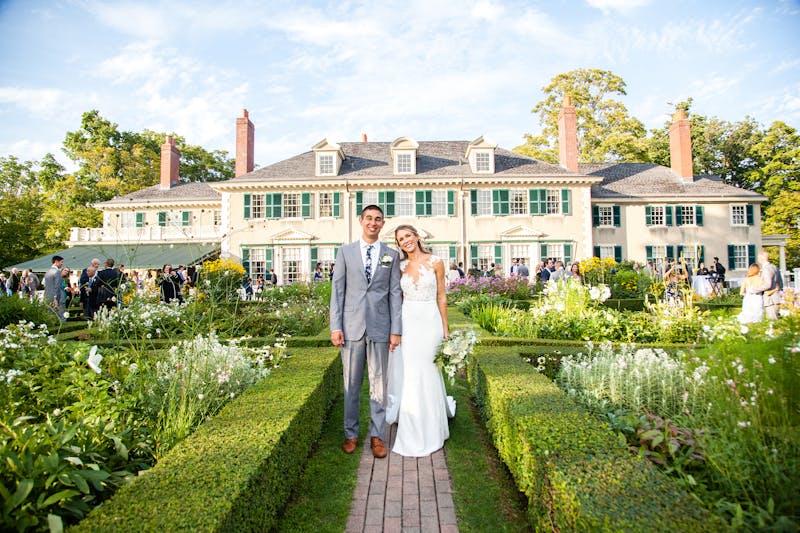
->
[[69, 225, 224, 244]]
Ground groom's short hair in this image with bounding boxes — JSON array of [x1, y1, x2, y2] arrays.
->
[[360, 204, 384, 218]]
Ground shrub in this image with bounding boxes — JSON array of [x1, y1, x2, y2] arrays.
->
[[447, 276, 536, 304], [0, 296, 58, 329], [467, 345, 724, 531], [198, 258, 246, 304]]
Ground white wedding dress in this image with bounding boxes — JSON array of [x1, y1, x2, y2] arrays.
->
[[738, 278, 763, 324], [386, 255, 453, 457]]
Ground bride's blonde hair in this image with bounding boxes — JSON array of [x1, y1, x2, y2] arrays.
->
[[394, 224, 431, 259]]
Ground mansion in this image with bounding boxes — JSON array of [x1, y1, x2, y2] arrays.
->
[[59, 103, 767, 284]]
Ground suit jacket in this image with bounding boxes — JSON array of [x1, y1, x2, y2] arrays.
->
[[329, 241, 402, 343], [43, 266, 65, 306], [95, 267, 121, 303], [760, 262, 782, 306]]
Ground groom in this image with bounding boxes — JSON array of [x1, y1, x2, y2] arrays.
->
[[330, 205, 403, 458]]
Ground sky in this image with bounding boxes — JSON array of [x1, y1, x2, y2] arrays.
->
[[1, 0, 799, 172]]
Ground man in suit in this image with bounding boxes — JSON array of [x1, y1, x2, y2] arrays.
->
[[758, 251, 783, 320], [8, 268, 20, 295], [330, 205, 402, 459], [95, 258, 121, 312], [79, 259, 101, 318], [517, 258, 530, 277], [43, 255, 66, 321]]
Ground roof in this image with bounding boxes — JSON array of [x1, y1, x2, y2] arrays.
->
[[95, 181, 220, 207], [226, 141, 576, 184], [7, 243, 219, 272], [582, 163, 766, 200]]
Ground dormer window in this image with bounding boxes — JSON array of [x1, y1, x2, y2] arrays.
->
[[465, 135, 497, 174], [312, 138, 345, 177], [390, 137, 419, 175]]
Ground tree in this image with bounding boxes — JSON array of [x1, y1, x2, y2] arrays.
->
[[0, 156, 53, 267], [762, 191, 800, 270], [515, 68, 648, 163], [745, 121, 800, 198]]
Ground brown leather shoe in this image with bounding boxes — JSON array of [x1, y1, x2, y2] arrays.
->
[[342, 438, 358, 454], [370, 437, 387, 458]]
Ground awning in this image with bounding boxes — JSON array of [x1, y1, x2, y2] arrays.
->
[[8, 243, 220, 272]]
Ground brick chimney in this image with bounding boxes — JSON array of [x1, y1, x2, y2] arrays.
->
[[669, 108, 694, 181], [362, 133, 368, 142], [558, 95, 579, 172], [235, 109, 255, 177], [160, 135, 180, 189]]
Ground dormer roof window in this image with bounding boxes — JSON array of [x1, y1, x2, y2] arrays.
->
[[465, 135, 497, 174], [312, 138, 345, 177], [390, 136, 419, 175]]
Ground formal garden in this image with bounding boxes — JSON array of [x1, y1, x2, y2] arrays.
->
[[1, 257, 798, 532]]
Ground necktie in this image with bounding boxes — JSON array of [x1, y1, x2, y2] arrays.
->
[[365, 245, 373, 283]]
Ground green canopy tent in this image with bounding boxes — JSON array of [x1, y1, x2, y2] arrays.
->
[[7, 243, 220, 273]]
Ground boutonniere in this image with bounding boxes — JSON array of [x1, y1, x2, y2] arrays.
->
[[379, 253, 393, 267]]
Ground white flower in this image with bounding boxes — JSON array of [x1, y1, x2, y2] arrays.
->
[[63, 311, 70, 319], [197, 393, 204, 400], [128, 363, 138, 374], [768, 357, 776, 364], [379, 253, 393, 266], [740, 325, 749, 335], [87, 346, 103, 374]]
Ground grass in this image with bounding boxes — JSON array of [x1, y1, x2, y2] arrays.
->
[[275, 379, 370, 532], [445, 376, 531, 532]]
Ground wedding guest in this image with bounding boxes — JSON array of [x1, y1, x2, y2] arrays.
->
[[738, 264, 763, 323], [567, 262, 583, 283], [447, 261, 460, 285], [158, 264, 183, 304]]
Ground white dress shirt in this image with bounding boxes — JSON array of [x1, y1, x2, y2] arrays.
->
[[360, 238, 380, 269]]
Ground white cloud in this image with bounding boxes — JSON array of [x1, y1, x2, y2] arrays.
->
[[0, 87, 65, 114], [585, 0, 651, 14], [89, 1, 169, 39]]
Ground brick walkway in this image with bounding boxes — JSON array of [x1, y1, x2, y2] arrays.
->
[[346, 424, 458, 533]]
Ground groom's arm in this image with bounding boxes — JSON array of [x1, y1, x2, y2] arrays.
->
[[329, 246, 346, 346], [388, 250, 402, 351]]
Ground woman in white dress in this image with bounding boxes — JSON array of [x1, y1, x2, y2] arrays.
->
[[389, 225, 451, 457], [738, 263, 764, 324]]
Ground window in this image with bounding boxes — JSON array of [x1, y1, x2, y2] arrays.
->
[[213, 210, 221, 226], [283, 193, 301, 218], [318, 193, 333, 217], [317, 247, 335, 274], [431, 245, 450, 261], [432, 190, 449, 216], [678, 244, 700, 271], [649, 206, 665, 226], [477, 190, 492, 215], [159, 211, 189, 227], [396, 153, 412, 174], [510, 190, 527, 215], [546, 243, 564, 262], [730, 204, 754, 226], [396, 191, 414, 217], [477, 245, 494, 272], [249, 248, 267, 278], [475, 152, 491, 172], [679, 205, 696, 225], [650, 245, 668, 264], [731, 245, 749, 270], [510, 245, 530, 269], [282, 247, 302, 285], [597, 245, 615, 260], [251, 195, 265, 219], [118, 212, 136, 229], [318, 154, 334, 175], [546, 190, 561, 214], [597, 206, 613, 227]]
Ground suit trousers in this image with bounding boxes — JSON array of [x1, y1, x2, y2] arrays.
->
[[341, 335, 389, 441]]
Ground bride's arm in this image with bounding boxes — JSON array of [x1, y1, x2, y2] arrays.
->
[[433, 258, 449, 338]]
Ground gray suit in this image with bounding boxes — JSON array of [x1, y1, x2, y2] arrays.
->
[[760, 261, 782, 320], [330, 241, 402, 441], [43, 265, 66, 321]]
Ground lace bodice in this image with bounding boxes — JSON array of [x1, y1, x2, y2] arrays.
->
[[400, 255, 440, 302]]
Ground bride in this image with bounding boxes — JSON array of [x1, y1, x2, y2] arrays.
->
[[387, 224, 452, 457]]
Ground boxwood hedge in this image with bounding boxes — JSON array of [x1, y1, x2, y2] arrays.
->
[[72, 347, 342, 532], [467, 346, 727, 532]]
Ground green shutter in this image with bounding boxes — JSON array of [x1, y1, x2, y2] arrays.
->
[[593, 246, 601, 258], [470, 245, 478, 265], [449, 245, 457, 262], [613, 206, 621, 227], [677, 245, 684, 260], [273, 193, 283, 218], [385, 191, 395, 217], [494, 245, 502, 264], [265, 248, 273, 271], [492, 190, 500, 215], [538, 189, 547, 214], [728, 244, 736, 270], [564, 244, 572, 263], [698, 245, 705, 265], [540, 243, 548, 260], [592, 206, 599, 226], [310, 246, 318, 273], [561, 189, 571, 215], [356, 191, 363, 215], [665, 206, 674, 226], [645, 206, 652, 226], [492, 189, 509, 215], [470, 189, 478, 215], [646, 245, 653, 262], [243, 194, 251, 219], [695, 205, 703, 226], [241, 248, 250, 274], [135, 212, 144, 228], [333, 192, 341, 218], [747, 244, 756, 267], [447, 190, 455, 216], [158, 211, 166, 226], [416, 190, 427, 216], [529, 189, 541, 215], [667, 245, 675, 260], [745, 204, 754, 225], [614, 245, 622, 263], [302, 193, 311, 218], [675, 205, 684, 226], [182, 211, 190, 226]]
